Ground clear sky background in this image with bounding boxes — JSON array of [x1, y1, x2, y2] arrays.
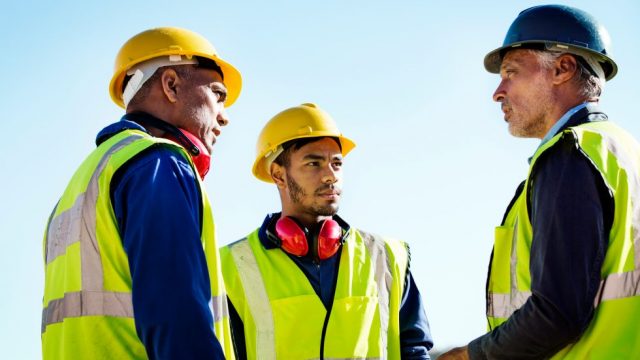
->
[[1, 0, 639, 358]]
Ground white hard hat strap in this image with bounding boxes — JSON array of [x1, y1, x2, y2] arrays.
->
[[123, 55, 198, 108]]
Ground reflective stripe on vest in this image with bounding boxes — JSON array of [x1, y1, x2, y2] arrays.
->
[[222, 229, 406, 359], [359, 231, 393, 359], [487, 121, 640, 358], [43, 134, 141, 332], [41, 291, 133, 333], [595, 268, 640, 306], [487, 291, 531, 319], [229, 239, 277, 360]]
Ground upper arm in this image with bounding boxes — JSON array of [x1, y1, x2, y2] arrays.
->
[[529, 136, 611, 328]]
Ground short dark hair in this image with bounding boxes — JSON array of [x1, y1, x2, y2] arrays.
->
[[273, 137, 342, 168]]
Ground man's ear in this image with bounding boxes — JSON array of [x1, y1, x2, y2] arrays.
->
[[160, 68, 180, 103], [271, 163, 287, 189], [553, 54, 578, 85]]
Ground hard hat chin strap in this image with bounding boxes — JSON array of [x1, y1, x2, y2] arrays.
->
[[264, 145, 284, 177], [123, 55, 198, 108]]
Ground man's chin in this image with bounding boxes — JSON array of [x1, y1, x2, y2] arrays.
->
[[313, 204, 339, 217]]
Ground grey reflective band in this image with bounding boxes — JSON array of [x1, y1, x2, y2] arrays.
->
[[487, 291, 532, 318], [488, 219, 533, 319], [43, 201, 59, 263], [43, 135, 143, 330], [323, 358, 383, 360], [45, 193, 86, 264], [41, 291, 133, 333], [229, 239, 276, 360], [210, 294, 229, 322], [595, 268, 640, 307], [509, 219, 520, 296], [360, 231, 392, 359]]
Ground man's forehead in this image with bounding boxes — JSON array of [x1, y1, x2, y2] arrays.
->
[[208, 69, 226, 85], [295, 138, 343, 155], [501, 49, 535, 68]]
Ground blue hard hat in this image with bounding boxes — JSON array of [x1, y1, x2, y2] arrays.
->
[[484, 5, 617, 80]]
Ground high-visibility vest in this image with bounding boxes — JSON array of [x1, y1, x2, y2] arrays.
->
[[487, 121, 640, 358], [41, 129, 234, 359], [220, 228, 409, 360]]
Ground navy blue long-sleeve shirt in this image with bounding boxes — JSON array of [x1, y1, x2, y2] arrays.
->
[[468, 106, 613, 359], [99, 114, 225, 359], [228, 214, 434, 359]]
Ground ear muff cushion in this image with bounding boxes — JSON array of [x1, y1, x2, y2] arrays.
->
[[317, 219, 342, 260], [275, 216, 308, 256]]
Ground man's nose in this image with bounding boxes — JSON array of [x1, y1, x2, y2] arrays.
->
[[321, 165, 339, 184], [493, 81, 506, 102], [217, 107, 229, 127]]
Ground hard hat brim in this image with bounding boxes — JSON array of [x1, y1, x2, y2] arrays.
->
[[252, 135, 356, 183], [483, 41, 618, 80]]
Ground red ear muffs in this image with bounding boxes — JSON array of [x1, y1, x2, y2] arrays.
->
[[275, 216, 342, 260], [164, 129, 211, 179], [275, 216, 308, 257], [317, 218, 342, 260]]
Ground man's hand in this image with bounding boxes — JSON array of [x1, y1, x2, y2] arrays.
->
[[438, 346, 469, 360]]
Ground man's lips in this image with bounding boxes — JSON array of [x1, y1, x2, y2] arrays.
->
[[317, 190, 341, 200], [501, 106, 511, 121]]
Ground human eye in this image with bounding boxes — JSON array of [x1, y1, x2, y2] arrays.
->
[[211, 86, 227, 103]]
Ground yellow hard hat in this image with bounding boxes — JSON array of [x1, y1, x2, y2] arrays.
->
[[109, 27, 242, 108], [252, 103, 356, 183]]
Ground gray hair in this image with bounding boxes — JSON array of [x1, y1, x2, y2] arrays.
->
[[533, 49, 603, 101]]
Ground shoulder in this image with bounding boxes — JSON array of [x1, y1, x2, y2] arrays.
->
[[220, 230, 261, 256], [531, 130, 594, 182], [117, 144, 194, 182], [354, 229, 409, 262], [110, 144, 200, 207], [222, 236, 250, 251], [355, 229, 407, 247]]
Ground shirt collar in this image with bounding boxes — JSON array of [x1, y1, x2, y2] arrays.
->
[[540, 103, 590, 146], [95, 114, 150, 146], [528, 102, 590, 163]]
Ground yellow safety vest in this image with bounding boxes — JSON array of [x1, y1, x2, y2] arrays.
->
[[487, 121, 640, 358], [220, 228, 408, 360], [41, 129, 234, 359]]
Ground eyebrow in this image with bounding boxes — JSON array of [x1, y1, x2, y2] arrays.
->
[[211, 83, 227, 92], [302, 154, 343, 161], [501, 54, 528, 70]]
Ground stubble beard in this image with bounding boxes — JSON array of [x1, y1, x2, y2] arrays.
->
[[287, 173, 339, 217], [507, 89, 554, 139]]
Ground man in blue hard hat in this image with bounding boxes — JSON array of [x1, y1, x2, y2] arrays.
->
[[441, 5, 640, 359]]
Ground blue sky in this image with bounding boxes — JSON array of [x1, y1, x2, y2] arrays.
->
[[2, 0, 639, 357]]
